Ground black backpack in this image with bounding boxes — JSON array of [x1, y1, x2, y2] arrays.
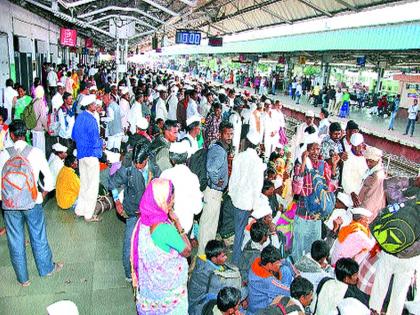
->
[[238, 240, 261, 284], [187, 141, 223, 192]]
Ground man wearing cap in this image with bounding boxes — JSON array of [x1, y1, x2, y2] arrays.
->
[[229, 131, 266, 265], [351, 146, 386, 221], [330, 208, 375, 266], [181, 116, 201, 157], [48, 143, 68, 188], [47, 66, 58, 98], [293, 111, 318, 159], [128, 93, 144, 135], [128, 117, 151, 148], [155, 85, 168, 121], [187, 89, 200, 121], [341, 133, 368, 195], [119, 87, 131, 132], [167, 86, 179, 121], [72, 94, 103, 222], [160, 141, 203, 235], [51, 83, 64, 113]]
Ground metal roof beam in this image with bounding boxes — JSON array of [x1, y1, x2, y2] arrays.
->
[[255, 0, 292, 24], [178, 0, 198, 6], [298, 0, 333, 17], [78, 5, 164, 24], [57, 0, 96, 9], [87, 14, 157, 30], [141, 0, 179, 17], [335, 0, 359, 12]]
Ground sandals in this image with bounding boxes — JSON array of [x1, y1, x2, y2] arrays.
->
[[84, 215, 102, 223], [47, 262, 64, 276], [18, 280, 31, 287]]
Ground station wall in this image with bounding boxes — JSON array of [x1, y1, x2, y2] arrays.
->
[[0, 0, 62, 104]]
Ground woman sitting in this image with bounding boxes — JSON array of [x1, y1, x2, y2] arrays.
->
[[130, 178, 192, 314]]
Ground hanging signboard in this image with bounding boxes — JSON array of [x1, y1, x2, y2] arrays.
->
[[60, 28, 77, 47], [85, 38, 93, 48]]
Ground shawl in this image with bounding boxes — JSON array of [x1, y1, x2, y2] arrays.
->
[[338, 221, 370, 243]]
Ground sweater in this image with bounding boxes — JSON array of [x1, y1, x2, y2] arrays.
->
[[72, 110, 103, 159]]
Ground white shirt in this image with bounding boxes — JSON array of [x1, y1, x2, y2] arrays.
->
[[128, 101, 143, 134], [47, 70, 58, 87], [336, 91, 343, 102], [57, 107, 75, 139], [408, 104, 419, 120], [229, 111, 242, 154], [199, 97, 211, 118], [51, 92, 63, 112], [0, 140, 54, 203], [187, 98, 200, 120], [119, 98, 130, 130], [155, 98, 168, 121], [4, 86, 17, 124], [318, 118, 331, 139], [160, 164, 203, 233], [249, 110, 265, 144], [167, 94, 178, 121], [342, 151, 368, 195], [48, 153, 64, 188], [228, 148, 266, 210], [296, 83, 303, 95], [181, 133, 199, 157]]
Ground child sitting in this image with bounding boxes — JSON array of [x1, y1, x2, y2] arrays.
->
[[188, 240, 247, 315]]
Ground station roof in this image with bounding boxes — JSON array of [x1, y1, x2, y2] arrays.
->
[[12, 0, 407, 50], [162, 22, 420, 54]]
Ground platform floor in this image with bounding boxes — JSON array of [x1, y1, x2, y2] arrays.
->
[[233, 85, 420, 148], [0, 200, 136, 315]]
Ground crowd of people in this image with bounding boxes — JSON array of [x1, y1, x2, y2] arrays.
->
[[0, 62, 419, 315]]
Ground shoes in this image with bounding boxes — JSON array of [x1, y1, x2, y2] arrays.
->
[[403, 133, 408, 135]]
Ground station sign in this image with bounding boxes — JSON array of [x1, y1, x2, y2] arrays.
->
[[60, 28, 77, 47], [175, 30, 201, 45]]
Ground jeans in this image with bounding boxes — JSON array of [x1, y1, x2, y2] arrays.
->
[[231, 206, 250, 265], [272, 86, 276, 95], [388, 111, 397, 129], [291, 215, 321, 262], [405, 119, 416, 136], [3, 204, 54, 283], [123, 216, 138, 279], [296, 95, 301, 104]]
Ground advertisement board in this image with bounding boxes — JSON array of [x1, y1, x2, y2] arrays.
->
[[60, 28, 77, 47]]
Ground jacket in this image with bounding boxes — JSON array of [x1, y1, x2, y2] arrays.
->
[[206, 141, 228, 191], [108, 165, 150, 217], [72, 110, 103, 159], [107, 101, 123, 136]]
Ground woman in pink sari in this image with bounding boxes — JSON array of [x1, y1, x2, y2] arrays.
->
[[131, 178, 191, 314]]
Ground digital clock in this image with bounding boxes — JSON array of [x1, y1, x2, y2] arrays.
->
[[175, 30, 201, 45]]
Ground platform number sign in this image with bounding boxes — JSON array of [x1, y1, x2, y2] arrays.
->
[[175, 30, 201, 45]]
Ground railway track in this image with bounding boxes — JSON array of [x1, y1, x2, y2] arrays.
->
[[285, 119, 419, 177]]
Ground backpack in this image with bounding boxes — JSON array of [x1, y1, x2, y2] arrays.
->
[[188, 147, 209, 192], [21, 100, 38, 130], [206, 263, 242, 297], [1, 146, 38, 210], [147, 140, 167, 178], [47, 111, 60, 136], [239, 240, 261, 284], [256, 296, 304, 315], [303, 162, 335, 218], [187, 141, 223, 192], [370, 200, 420, 257]]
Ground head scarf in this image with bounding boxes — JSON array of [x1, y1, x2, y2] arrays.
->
[[35, 85, 45, 99], [139, 178, 174, 226]]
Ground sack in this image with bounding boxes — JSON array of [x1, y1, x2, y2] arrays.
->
[[206, 263, 242, 295], [238, 240, 261, 284], [370, 200, 420, 257], [1, 146, 37, 210], [303, 162, 335, 218], [256, 296, 304, 315], [94, 194, 113, 216], [217, 194, 235, 238], [21, 101, 38, 130], [188, 147, 209, 192], [47, 111, 60, 136]]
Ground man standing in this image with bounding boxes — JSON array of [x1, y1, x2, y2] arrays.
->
[[57, 92, 75, 149], [4, 79, 17, 124], [187, 90, 200, 120], [0, 120, 62, 286], [119, 87, 131, 132], [181, 116, 201, 157], [229, 100, 243, 156], [72, 95, 103, 222], [104, 93, 123, 151], [388, 94, 400, 131], [229, 131, 266, 265], [155, 85, 168, 121], [198, 121, 233, 255], [403, 98, 418, 137], [51, 82, 64, 113], [47, 65, 58, 99]]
